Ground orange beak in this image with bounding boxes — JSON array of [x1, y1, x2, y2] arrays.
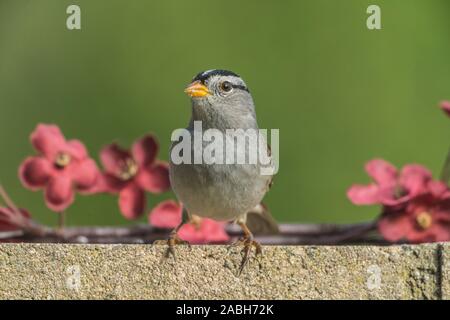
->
[[184, 80, 211, 98]]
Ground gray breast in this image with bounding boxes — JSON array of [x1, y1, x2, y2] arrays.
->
[[169, 131, 271, 221]]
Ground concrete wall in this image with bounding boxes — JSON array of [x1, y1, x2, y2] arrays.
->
[[0, 243, 448, 299]]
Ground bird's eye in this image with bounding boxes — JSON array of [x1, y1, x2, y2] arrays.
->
[[220, 81, 233, 93]]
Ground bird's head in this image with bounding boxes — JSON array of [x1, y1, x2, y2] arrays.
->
[[184, 69, 257, 129]]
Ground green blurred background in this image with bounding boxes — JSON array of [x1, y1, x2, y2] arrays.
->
[[0, 0, 449, 227]]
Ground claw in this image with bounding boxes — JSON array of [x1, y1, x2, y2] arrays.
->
[[237, 239, 263, 275], [226, 238, 245, 254], [153, 239, 169, 245], [231, 222, 263, 276], [154, 233, 190, 260]]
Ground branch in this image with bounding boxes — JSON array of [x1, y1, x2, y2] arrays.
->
[[0, 221, 380, 245], [0, 181, 380, 245]]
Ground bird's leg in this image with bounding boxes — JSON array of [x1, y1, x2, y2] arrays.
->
[[154, 208, 191, 259], [233, 221, 262, 275]]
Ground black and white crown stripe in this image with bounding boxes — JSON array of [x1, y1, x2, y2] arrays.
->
[[192, 69, 249, 92]]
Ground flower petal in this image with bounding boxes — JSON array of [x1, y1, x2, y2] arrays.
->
[[65, 139, 88, 160], [136, 162, 170, 193], [178, 218, 229, 244], [44, 175, 74, 212], [433, 210, 450, 225], [199, 219, 230, 243], [0, 207, 31, 231], [148, 200, 182, 229], [178, 223, 203, 243], [18, 157, 52, 190], [118, 183, 146, 219], [81, 173, 125, 194], [99, 143, 131, 177], [102, 174, 127, 193], [377, 211, 412, 242], [405, 230, 436, 244], [365, 159, 397, 186], [30, 124, 66, 159], [69, 159, 100, 191], [377, 185, 410, 207], [440, 100, 450, 117], [0, 207, 15, 230], [132, 135, 159, 167], [399, 164, 432, 196], [427, 181, 450, 199], [347, 184, 380, 205], [404, 218, 440, 243], [429, 222, 450, 242]]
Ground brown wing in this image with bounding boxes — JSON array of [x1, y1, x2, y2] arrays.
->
[[267, 143, 274, 190], [246, 143, 278, 235], [246, 203, 279, 235]]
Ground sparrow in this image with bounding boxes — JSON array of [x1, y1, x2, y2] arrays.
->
[[165, 69, 277, 273]]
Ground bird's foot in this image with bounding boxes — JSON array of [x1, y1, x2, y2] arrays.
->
[[229, 237, 263, 275], [154, 232, 190, 260]]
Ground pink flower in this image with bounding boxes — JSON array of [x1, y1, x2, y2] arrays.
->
[[347, 159, 432, 207], [148, 200, 181, 228], [378, 181, 450, 243], [148, 200, 230, 244], [0, 207, 31, 232], [440, 100, 450, 117], [98, 135, 170, 219], [19, 124, 100, 212]]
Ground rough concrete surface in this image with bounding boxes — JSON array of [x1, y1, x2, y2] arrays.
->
[[442, 243, 450, 300], [0, 243, 448, 299]]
